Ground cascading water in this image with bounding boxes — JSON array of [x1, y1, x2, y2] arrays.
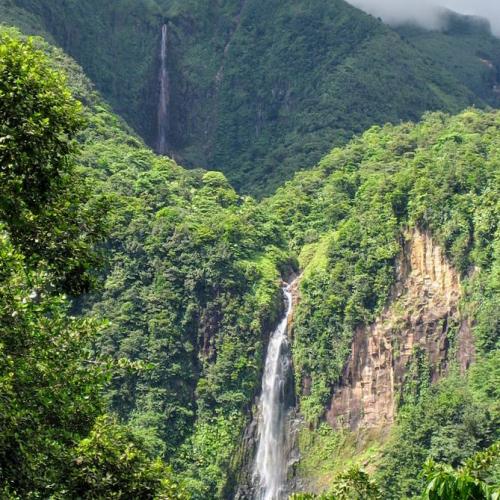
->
[[253, 283, 294, 500], [156, 23, 169, 155]]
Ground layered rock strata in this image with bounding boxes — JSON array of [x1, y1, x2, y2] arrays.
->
[[326, 229, 475, 430]]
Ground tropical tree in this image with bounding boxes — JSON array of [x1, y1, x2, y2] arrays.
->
[[423, 442, 500, 500]]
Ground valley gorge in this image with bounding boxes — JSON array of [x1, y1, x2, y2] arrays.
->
[[0, 3, 499, 500]]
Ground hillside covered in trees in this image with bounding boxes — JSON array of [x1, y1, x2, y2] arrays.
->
[[0, 4, 499, 500], [2, 0, 500, 194]]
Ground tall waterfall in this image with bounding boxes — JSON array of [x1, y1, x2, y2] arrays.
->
[[156, 23, 169, 155], [253, 283, 294, 500]]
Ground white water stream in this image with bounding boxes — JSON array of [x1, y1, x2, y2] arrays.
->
[[156, 24, 169, 155], [253, 284, 294, 500]]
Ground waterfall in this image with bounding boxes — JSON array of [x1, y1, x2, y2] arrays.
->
[[253, 283, 294, 500], [156, 23, 169, 155]]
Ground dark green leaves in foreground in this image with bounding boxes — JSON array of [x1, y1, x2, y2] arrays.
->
[[0, 35, 184, 499], [0, 33, 103, 294], [67, 416, 187, 499], [0, 228, 104, 495], [423, 443, 500, 500]]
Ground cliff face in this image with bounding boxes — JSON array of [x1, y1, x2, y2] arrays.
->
[[326, 229, 475, 430]]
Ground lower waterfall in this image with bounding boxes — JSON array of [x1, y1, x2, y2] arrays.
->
[[253, 283, 294, 500]]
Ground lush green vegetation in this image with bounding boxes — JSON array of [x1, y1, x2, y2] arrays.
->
[[291, 466, 382, 499], [294, 424, 385, 492], [0, 28, 294, 498], [79, 135, 291, 496], [1, 13, 499, 500], [73, 66, 293, 498], [267, 109, 499, 421], [2, 0, 500, 195], [0, 33, 186, 498], [0, 31, 101, 294], [267, 108, 499, 496], [396, 11, 500, 107], [422, 442, 500, 500], [378, 367, 499, 498], [291, 444, 500, 499]]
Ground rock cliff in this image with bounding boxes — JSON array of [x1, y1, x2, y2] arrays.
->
[[326, 229, 475, 430]]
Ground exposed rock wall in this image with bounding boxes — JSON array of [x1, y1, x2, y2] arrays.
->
[[326, 229, 475, 430]]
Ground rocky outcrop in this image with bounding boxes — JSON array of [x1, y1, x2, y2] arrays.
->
[[326, 229, 475, 430]]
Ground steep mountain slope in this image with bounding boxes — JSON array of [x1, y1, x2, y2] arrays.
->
[[0, 26, 294, 498], [2, 0, 497, 195], [0, 30, 190, 498], [81, 102, 498, 498], [396, 10, 500, 107], [38, 29, 294, 498], [73, 47, 499, 494], [326, 228, 472, 430]]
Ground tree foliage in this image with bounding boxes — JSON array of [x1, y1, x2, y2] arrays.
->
[[0, 35, 178, 499], [423, 442, 500, 500], [66, 416, 187, 499], [0, 33, 104, 294], [291, 466, 381, 500], [4, 0, 499, 195], [267, 109, 500, 422], [1, 23, 499, 500]]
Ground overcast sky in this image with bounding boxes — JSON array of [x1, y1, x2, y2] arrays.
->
[[346, 0, 500, 36]]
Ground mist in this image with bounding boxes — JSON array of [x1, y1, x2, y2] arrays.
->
[[346, 0, 500, 36]]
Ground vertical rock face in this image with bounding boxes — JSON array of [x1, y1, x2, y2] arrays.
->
[[326, 229, 475, 430]]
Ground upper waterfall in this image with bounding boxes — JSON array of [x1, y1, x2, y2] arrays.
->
[[253, 283, 295, 500], [156, 23, 169, 155]]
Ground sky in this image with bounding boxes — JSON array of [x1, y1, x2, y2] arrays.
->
[[346, 0, 500, 36]]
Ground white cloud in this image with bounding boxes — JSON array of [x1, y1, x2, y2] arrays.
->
[[346, 0, 500, 36]]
